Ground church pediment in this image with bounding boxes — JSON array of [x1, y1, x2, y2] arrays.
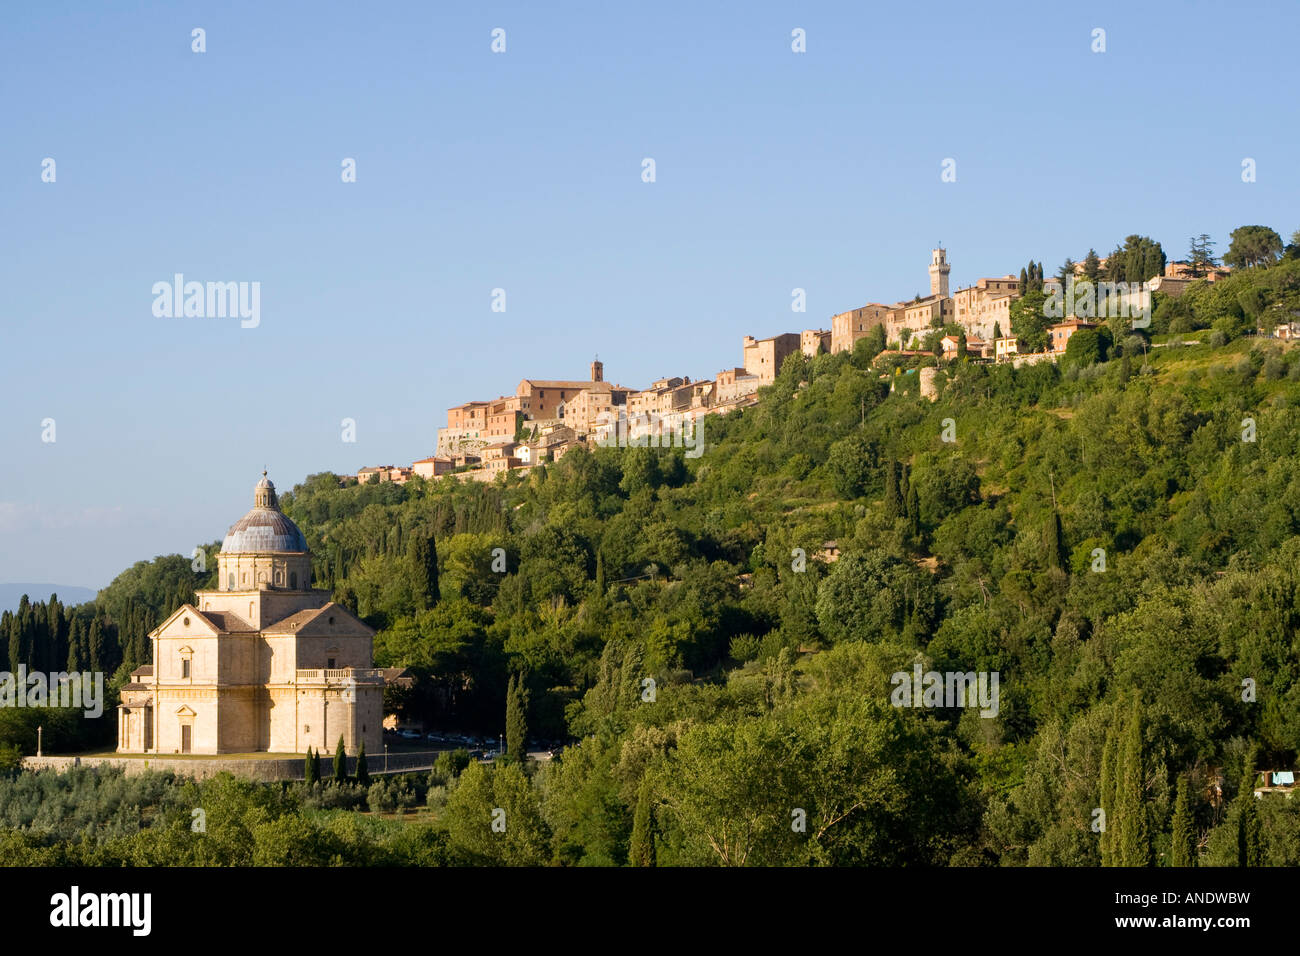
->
[[150, 605, 221, 640], [263, 602, 375, 638], [175, 705, 197, 717]]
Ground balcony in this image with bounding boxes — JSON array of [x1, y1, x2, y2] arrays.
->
[[295, 668, 385, 684]]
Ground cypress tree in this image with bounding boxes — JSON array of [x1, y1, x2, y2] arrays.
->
[[1120, 353, 1132, 385], [1018, 268, 1028, 296], [408, 530, 440, 611], [1170, 775, 1196, 867], [304, 746, 318, 785], [356, 742, 370, 787], [47, 597, 63, 674], [88, 618, 105, 673], [883, 457, 900, 521], [594, 550, 606, 597], [506, 674, 528, 762], [906, 486, 921, 541], [628, 778, 657, 867], [333, 735, 347, 784], [1099, 719, 1118, 866], [1048, 513, 1068, 571], [66, 618, 83, 672], [1236, 755, 1262, 866], [1116, 697, 1152, 866], [313, 746, 323, 783]]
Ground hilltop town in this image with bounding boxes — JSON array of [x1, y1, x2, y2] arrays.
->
[[355, 246, 1232, 486]]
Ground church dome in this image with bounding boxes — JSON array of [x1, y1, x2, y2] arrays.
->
[[221, 473, 308, 554]]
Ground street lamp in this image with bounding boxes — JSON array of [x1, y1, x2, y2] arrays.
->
[[37, 725, 42, 758]]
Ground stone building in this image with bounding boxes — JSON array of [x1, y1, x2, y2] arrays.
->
[[485, 395, 527, 440], [829, 249, 958, 354], [743, 333, 801, 385], [801, 328, 832, 357], [564, 382, 630, 436], [438, 401, 489, 455], [831, 303, 892, 355], [714, 367, 759, 404], [516, 360, 606, 422], [951, 276, 1019, 343], [412, 455, 454, 479], [1047, 318, 1098, 353], [117, 474, 383, 756]]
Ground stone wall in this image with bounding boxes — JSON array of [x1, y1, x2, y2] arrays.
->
[[919, 366, 939, 402], [23, 750, 440, 782]]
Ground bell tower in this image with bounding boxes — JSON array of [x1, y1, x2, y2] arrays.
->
[[590, 357, 604, 382], [929, 247, 950, 299]]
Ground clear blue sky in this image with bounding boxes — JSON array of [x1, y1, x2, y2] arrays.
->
[[2, 0, 1296, 589]]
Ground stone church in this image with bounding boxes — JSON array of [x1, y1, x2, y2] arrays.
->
[[118, 474, 383, 756]]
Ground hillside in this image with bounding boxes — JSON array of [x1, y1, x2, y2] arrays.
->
[[6, 323, 1300, 864]]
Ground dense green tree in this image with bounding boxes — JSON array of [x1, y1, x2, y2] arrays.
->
[[1224, 225, 1283, 270], [1056, 258, 1076, 289], [1187, 234, 1217, 276], [1083, 248, 1101, 281], [1010, 290, 1050, 353], [826, 435, 878, 499]]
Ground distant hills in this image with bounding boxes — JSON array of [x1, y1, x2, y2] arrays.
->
[[0, 583, 96, 615]]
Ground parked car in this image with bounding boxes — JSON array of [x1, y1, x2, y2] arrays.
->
[[399, 729, 421, 740]]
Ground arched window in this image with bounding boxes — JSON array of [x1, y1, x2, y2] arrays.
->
[[290, 571, 298, 589], [228, 573, 235, 590]]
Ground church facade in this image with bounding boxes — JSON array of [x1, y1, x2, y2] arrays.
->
[[117, 474, 383, 756]]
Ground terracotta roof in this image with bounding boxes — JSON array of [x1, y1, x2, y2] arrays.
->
[[520, 379, 596, 390], [199, 610, 257, 633], [131, 665, 153, 678], [263, 607, 325, 632]]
